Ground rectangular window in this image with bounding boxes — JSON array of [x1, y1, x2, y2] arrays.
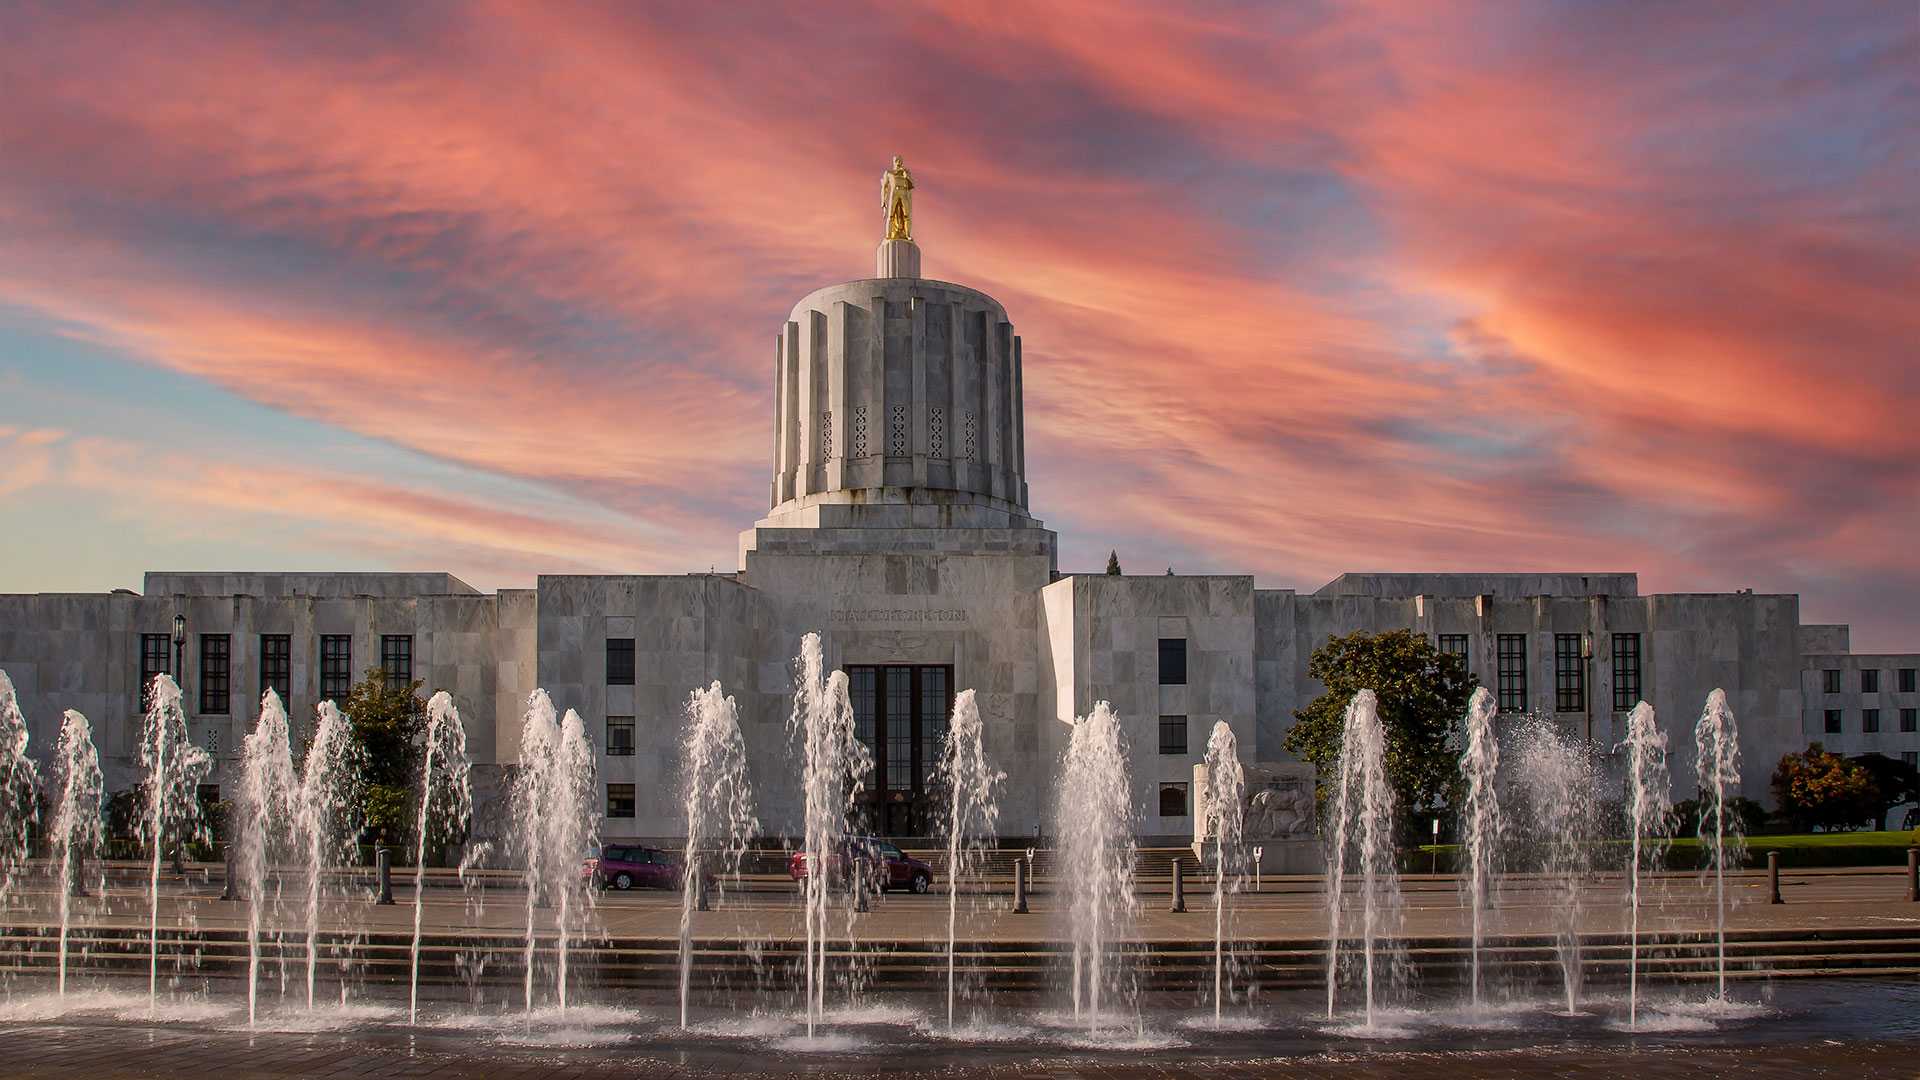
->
[[1438, 634, 1469, 664], [1863, 669, 1881, 694], [606, 783, 635, 819], [1864, 708, 1881, 733], [1158, 782, 1189, 818], [1901, 669, 1917, 694], [1496, 634, 1527, 712], [259, 634, 291, 709], [198, 634, 230, 715], [849, 667, 877, 778], [1824, 669, 1842, 694], [886, 667, 913, 791], [920, 667, 949, 786], [1611, 633, 1642, 711], [1824, 708, 1842, 734], [1554, 634, 1585, 713], [1158, 638, 1188, 685], [841, 664, 953, 832], [140, 633, 172, 712], [380, 634, 413, 687], [1158, 715, 1187, 755], [606, 638, 635, 686], [606, 716, 635, 756], [1902, 708, 1917, 733], [320, 635, 351, 703]]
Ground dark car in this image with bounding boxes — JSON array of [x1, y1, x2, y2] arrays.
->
[[584, 844, 697, 891], [786, 837, 934, 894]]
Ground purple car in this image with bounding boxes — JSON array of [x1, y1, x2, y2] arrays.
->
[[584, 844, 693, 891]]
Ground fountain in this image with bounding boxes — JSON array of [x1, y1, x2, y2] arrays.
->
[[239, 691, 300, 1026], [409, 692, 473, 1025], [935, 688, 1002, 1030], [48, 708, 103, 998], [678, 681, 759, 1029], [1620, 700, 1672, 1028], [1508, 717, 1598, 1013], [1694, 688, 1744, 1001], [1056, 700, 1136, 1031], [786, 632, 871, 1039], [139, 673, 211, 1014], [1324, 689, 1401, 1028], [0, 669, 42, 910], [508, 691, 599, 1022], [296, 698, 363, 1010], [1200, 720, 1247, 1025], [1457, 687, 1503, 1008]]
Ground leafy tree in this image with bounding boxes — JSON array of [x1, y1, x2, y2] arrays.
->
[[1849, 753, 1919, 831], [341, 667, 425, 843], [1771, 743, 1880, 831], [1105, 550, 1122, 575], [1671, 795, 1770, 838], [1283, 629, 1477, 814]]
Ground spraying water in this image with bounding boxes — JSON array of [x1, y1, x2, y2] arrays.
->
[[1457, 687, 1503, 1009], [1509, 717, 1599, 1013], [409, 692, 472, 1025], [786, 633, 870, 1040], [679, 682, 758, 1029], [1324, 690, 1401, 1028], [1620, 701, 1671, 1028], [0, 670, 42, 910], [1201, 721, 1247, 1025], [139, 674, 211, 1014], [935, 689, 1002, 1030], [509, 691, 599, 1023], [1055, 701, 1136, 1032], [49, 709, 103, 998], [296, 699, 362, 1010], [239, 691, 300, 1026], [1694, 688, 1744, 1001]]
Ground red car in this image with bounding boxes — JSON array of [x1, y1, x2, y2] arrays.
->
[[787, 838, 934, 894], [584, 844, 704, 891]]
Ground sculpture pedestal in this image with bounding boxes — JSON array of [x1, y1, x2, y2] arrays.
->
[[876, 238, 920, 279]]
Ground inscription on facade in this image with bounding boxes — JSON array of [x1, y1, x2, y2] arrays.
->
[[831, 608, 968, 623]]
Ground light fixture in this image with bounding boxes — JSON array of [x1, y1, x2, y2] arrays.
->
[[171, 612, 187, 647]]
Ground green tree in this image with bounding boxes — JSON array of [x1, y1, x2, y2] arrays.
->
[[1771, 743, 1880, 831], [341, 667, 425, 844], [1283, 629, 1477, 814], [1848, 752, 1917, 831], [1105, 550, 1122, 575]]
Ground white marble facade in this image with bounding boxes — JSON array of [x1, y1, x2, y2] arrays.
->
[[3, 241, 1915, 844]]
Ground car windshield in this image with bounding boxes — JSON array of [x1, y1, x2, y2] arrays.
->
[[879, 843, 903, 859]]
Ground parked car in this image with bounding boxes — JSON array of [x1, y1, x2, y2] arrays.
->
[[786, 837, 934, 894], [584, 844, 705, 891]]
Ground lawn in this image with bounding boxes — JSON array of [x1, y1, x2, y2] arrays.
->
[[1412, 829, 1920, 870]]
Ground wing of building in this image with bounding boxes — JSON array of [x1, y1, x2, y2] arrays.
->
[[3, 192, 1915, 847]]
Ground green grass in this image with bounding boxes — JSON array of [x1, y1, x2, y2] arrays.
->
[[1411, 830, 1920, 870]]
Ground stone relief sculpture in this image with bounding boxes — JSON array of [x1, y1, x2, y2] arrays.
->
[[882, 155, 914, 241]]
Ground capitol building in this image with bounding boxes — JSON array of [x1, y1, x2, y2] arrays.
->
[[3, 167, 1916, 846]]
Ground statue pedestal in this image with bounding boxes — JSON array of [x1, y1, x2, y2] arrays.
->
[[876, 238, 920, 279]]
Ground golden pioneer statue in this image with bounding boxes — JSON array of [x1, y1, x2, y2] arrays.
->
[[881, 156, 914, 241]]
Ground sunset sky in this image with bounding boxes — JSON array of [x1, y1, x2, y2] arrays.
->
[[0, 3, 1913, 648]]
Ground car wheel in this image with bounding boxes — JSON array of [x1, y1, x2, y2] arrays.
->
[[911, 873, 930, 894], [613, 872, 634, 891]]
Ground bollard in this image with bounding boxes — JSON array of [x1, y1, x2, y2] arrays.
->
[[69, 853, 89, 898], [1013, 857, 1029, 914], [376, 847, 395, 905], [1768, 850, 1783, 905], [1169, 856, 1187, 913], [854, 856, 870, 914], [1908, 848, 1918, 902], [695, 867, 711, 913], [219, 842, 239, 902]]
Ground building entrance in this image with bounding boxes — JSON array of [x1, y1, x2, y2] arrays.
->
[[845, 664, 952, 837]]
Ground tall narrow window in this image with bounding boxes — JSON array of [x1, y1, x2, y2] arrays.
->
[[605, 638, 635, 686], [319, 635, 351, 703], [1823, 669, 1842, 694], [1159, 715, 1188, 755], [606, 716, 635, 756], [259, 634, 291, 709], [198, 634, 230, 715], [139, 633, 171, 712], [1554, 634, 1585, 713], [606, 783, 636, 819], [849, 666, 877, 780], [1864, 708, 1881, 733], [1158, 638, 1188, 685], [886, 668, 913, 791], [1158, 782, 1189, 818], [1611, 633, 1642, 711], [1902, 708, 1917, 734], [380, 634, 413, 687], [1863, 669, 1881, 694], [1496, 634, 1528, 712], [1900, 669, 1917, 694], [920, 667, 949, 788], [1438, 634, 1469, 665], [1824, 709, 1842, 734]]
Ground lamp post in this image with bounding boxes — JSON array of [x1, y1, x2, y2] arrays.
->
[[170, 612, 186, 875], [1581, 632, 1595, 749]]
